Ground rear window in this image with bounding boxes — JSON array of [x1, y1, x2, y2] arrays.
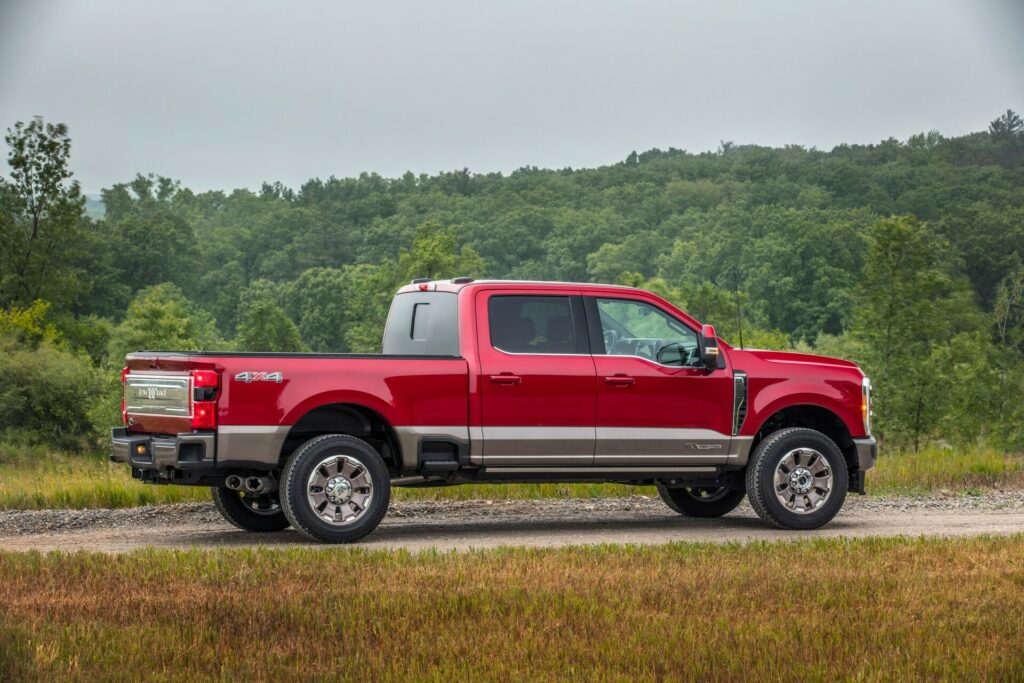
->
[[382, 292, 460, 356]]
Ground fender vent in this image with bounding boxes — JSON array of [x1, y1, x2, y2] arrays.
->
[[733, 371, 748, 436]]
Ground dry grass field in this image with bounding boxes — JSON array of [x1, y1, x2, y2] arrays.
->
[[1, 536, 1022, 680], [1, 442, 1022, 510]]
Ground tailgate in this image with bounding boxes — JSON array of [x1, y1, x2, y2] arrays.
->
[[124, 354, 198, 434]]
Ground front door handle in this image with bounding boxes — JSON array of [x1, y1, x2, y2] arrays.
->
[[490, 373, 522, 385], [604, 374, 635, 386]]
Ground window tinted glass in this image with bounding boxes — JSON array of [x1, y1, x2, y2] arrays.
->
[[489, 295, 577, 354], [382, 292, 459, 355], [411, 303, 430, 340], [595, 298, 699, 366]]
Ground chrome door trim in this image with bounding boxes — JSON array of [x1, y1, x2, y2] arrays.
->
[[481, 426, 595, 466], [595, 427, 732, 464]]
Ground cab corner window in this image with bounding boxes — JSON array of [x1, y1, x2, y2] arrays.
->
[[489, 295, 578, 355], [594, 297, 700, 366]]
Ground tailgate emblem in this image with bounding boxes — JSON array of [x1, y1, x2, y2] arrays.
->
[[234, 371, 283, 383]]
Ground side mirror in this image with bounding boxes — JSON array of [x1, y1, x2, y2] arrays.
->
[[700, 324, 720, 370], [656, 342, 686, 366]]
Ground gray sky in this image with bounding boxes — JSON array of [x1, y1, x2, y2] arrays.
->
[[1, 0, 1021, 194]]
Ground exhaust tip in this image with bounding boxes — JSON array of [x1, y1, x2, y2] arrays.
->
[[244, 476, 264, 493], [225, 475, 243, 491]]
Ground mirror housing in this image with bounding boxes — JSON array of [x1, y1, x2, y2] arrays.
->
[[656, 342, 686, 366], [700, 324, 720, 370]]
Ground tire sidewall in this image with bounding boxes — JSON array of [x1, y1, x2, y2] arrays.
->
[[211, 487, 290, 532], [656, 483, 745, 517], [281, 434, 391, 543], [749, 428, 848, 530]]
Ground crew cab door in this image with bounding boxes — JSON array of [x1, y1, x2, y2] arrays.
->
[[476, 290, 596, 466], [585, 295, 735, 465]]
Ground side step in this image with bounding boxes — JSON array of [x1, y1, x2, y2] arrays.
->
[[462, 465, 719, 483]]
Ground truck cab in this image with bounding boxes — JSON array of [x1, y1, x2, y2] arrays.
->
[[113, 279, 876, 542]]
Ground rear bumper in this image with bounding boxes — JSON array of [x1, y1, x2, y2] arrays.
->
[[111, 427, 216, 471]]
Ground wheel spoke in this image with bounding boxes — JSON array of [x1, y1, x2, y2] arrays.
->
[[774, 447, 832, 515], [306, 454, 374, 527]]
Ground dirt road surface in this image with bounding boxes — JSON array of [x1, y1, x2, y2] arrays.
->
[[2, 493, 1023, 553]]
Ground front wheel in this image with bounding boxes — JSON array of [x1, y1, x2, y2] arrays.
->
[[211, 487, 290, 532], [280, 434, 391, 543], [655, 483, 745, 517], [745, 427, 848, 530]]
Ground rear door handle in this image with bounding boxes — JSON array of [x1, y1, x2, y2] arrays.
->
[[490, 373, 522, 385], [604, 374, 635, 386]]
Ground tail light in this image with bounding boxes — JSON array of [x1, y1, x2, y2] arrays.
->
[[121, 367, 129, 425], [191, 369, 220, 430]]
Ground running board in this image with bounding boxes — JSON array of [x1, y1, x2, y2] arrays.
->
[[461, 465, 719, 483]]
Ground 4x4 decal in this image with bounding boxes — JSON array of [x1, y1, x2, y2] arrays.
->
[[234, 371, 283, 383]]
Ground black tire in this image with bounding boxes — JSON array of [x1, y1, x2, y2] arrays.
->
[[280, 434, 391, 543], [211, 486, 291, 532], [745, 427, 848, 530], [655, 483, 745, 517]]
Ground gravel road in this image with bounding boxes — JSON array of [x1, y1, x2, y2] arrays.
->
[[2, 492, 1023, 553]]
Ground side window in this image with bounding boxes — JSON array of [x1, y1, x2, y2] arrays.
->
[[594, 298, 700, 366], [489, 295, 578, 355]]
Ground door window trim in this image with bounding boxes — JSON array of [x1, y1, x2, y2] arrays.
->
[[583, 296, 705, 369], [486, 294, 591, 357]]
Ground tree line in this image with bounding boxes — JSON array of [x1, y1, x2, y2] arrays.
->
[[1, 111, 1023, 452]]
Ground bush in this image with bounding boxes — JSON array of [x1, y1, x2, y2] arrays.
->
[[0, 335, 105, 449]]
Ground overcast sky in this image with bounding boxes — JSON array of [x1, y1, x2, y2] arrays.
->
[[1, 0, 1021, 194]]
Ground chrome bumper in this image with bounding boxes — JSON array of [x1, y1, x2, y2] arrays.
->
[[111, 427, 215, 470], [852, 436, 877, 471]]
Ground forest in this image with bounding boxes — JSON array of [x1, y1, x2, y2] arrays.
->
[[1, 111, 1023, 454]]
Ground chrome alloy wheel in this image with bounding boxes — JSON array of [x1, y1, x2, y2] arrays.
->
[[774, 448, 832, 513], [306, 455, 373, 526]]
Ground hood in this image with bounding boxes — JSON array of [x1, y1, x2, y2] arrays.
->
[[729, 348, 861, 371]]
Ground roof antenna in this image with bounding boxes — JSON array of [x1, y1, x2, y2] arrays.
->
[[733, 264, 745, 350]]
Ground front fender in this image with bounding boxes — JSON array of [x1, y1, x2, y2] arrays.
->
[[744, 378, 864, 439]]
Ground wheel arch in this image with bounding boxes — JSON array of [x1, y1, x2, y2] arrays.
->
[[747, 403, 857, 470], [279, 402, 403, 473]]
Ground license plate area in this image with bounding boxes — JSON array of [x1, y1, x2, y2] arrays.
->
[[125, 373, 191, 418]]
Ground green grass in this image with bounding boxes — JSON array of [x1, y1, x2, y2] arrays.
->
[[1, 536, 1023, 680], [0, 443, 209, 510], [869, 445, 1024, 494], [1, 441, 1022, 510]]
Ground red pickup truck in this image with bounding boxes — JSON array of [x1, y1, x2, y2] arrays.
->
[[112, 279, 876, 542]]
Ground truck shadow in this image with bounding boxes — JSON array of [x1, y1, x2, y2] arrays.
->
[[153, 512, 861, 550]]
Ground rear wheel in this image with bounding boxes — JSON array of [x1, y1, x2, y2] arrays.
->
[[745, 427, 848, 530], [655, 483, 745, 517], [211, 487, 290, 532], [280, 434, 391, 543]]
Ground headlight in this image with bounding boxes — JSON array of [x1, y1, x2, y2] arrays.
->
[[861, 376, 872, 436]]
